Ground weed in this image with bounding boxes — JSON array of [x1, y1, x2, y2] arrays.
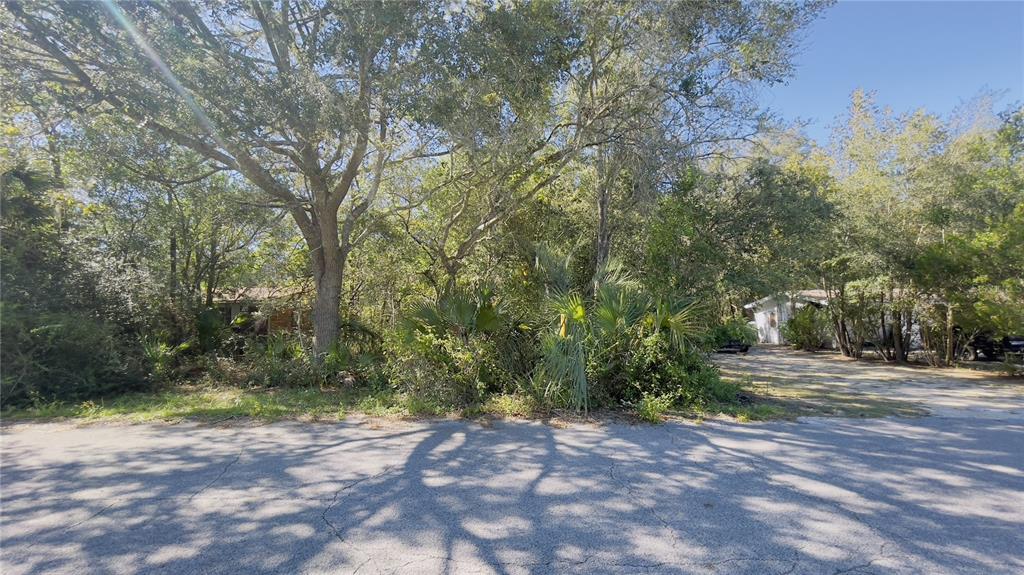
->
[[635, 392, 674, 423]]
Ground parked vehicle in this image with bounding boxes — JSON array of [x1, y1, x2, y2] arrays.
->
[[960, 333, 1024, 361], [711, 319, 755, 353], [715, 340, 751, 354]]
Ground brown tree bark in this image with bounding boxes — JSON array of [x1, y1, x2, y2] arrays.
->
[[892, 309, 905, 363], [944, 303, 955, 366], [595, 149, 613, 271]]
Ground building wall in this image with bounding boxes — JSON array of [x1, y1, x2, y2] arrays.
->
[[752, 297, 840, 348], [754, 303, 785, 344]]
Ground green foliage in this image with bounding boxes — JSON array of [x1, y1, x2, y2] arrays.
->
[[142, 337, 174, 381], [386, 331, 510, 408], [386, 289, 525, 408], [708, 317, 758, 348], [530, 260, 721, 413], [635, 393, 674, 424], [1, 165, 154, 407], [482, 393, 541, 418], [4, 0, 1020, 422], [781, 306, 830, 351], [708, 378, 742, 404], [1, 306, 149, 406], [195, 308, 224, 354]]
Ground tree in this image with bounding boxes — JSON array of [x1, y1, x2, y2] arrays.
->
[[644, 144, 834, 314], [396, 0, 827, 292], [823, 92, 1023, 363], [1, 0, 571, 357], [77, 125, 282, 308]]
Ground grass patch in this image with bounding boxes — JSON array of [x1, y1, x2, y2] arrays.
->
[[1, 385, 454, 423], [480, 393, 541, 418], [2, 386, 354, 423], [4, 365, 929, 425], [711, 403, 790, 422]]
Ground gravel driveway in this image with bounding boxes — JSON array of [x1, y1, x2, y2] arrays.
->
[[716, 347, 1024, 419], [2, 354, 1023, 574]]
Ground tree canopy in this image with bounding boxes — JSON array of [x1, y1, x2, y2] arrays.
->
[[2, 1, 1020, 413]]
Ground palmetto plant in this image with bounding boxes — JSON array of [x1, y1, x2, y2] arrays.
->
[[539, 291, 590, 412], [406, 288, 504, 341], [647, 299, 704, 353], [534, 255, 705, 413]]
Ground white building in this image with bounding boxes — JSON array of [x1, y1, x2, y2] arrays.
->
[[743, 290, 829, 345]]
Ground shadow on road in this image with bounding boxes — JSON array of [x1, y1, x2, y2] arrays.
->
[[3, 414, 1023, 574]]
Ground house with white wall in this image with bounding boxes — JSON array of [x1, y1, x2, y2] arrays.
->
[[743, 290, 829, 345]]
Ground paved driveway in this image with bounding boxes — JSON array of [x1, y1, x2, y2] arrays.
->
[[2, 355, 1023, 574]]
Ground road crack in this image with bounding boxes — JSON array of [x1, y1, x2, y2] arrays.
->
[[188, 447, 244, 501], [607, 461, 682, 551], [321, 466, 396, 574]]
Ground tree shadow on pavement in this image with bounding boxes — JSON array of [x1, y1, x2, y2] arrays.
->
[[1, 415, 1022, 574]]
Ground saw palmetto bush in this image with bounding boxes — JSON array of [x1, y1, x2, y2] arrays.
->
[[534, 258, 717, 413], [390, 288, 524, 406]]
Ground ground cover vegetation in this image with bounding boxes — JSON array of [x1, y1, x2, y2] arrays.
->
[[2, 1, 1021, 421]]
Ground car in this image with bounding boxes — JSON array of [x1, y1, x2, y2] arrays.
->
[[960, 333, 1024, 361], [715, 340, 751, 354]]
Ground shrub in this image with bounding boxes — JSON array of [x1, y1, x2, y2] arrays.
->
[[386, 331, 511, 407], [707, 317, 757, 349], [781, 306, 829, 351], [195, 308, 225, 353], [585, 326, 726, 411], [635, 392, 674, 423], [1, 307, 149, 407], [483, 393, 540, 418], [387, 289, 522, 408], [1, 167, 156, 407], [708, 378, 741, 403], [142, 337, 174, 381], [530, 260, 720, 412]]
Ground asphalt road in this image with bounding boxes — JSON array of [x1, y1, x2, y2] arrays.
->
[[3, 405, 1023, 575]]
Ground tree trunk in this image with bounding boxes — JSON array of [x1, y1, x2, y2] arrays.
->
[[944, 303, 954, 366], [834, 317, 851, 356], [594, 148, 613, 272], [169, 188, 178, 302], [204, 229, 218, 307], [596, 185, 611, 269], [892, 309, 906, 363], [313, 265, 343, 358]]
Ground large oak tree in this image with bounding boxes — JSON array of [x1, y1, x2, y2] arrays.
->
[[1, 0, 571, 356]]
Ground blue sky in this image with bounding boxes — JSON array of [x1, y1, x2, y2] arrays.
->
[[761, 0, 1024, 144]]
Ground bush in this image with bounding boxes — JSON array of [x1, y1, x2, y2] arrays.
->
[[386, 330, 512, 407], [1, 166, 159, 407], [239, 333, 379, 389], [1, 306, 149, 407], [591, 328, 724, 409], [386, 289, 525, 408], [707, 317, 757, 349], [708, 378, 741, 403], [781, 306, 829, 351], [483, 393, 540, 418], [635, 392, 673, 423], [527, 260, 725, 413]]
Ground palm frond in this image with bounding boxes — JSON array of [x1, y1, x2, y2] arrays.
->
[[539, 332, 588, 413], [533, 243, 573, 294], [649, 299, 704, 352]]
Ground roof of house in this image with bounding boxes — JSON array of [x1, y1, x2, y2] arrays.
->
[[743, 290, 829, 310], [213, 286, 307, 304]]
